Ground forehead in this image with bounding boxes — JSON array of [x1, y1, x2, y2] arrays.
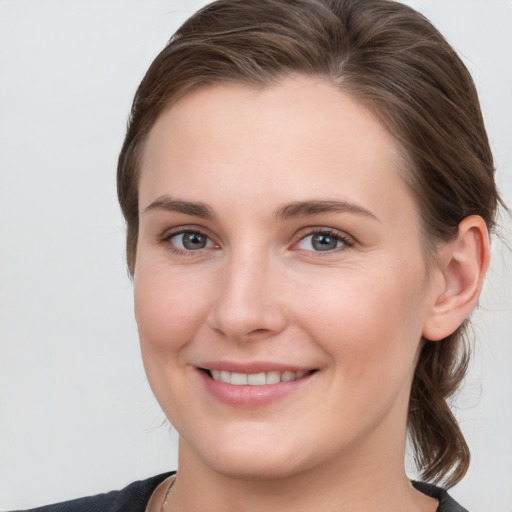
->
[[139, 77, 416, 224], [143, 77, 397, 166]]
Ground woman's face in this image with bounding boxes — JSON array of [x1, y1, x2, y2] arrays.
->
[[134, 77, 440, 480]]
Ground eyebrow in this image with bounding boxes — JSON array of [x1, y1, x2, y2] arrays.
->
[[143, 196, 378, 222], [274, 200, 379, 222], [143, 196, 215, 219]]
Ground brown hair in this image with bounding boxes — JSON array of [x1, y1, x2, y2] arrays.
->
[[117, 0, 501, 487]]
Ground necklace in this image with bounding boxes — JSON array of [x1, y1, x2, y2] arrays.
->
[[160, 476, 176, 512]]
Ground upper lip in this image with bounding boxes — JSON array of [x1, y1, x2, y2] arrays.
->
[[198, 361, 316, 374]]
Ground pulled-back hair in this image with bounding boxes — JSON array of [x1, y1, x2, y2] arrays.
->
[[117, 0, 501, 487]]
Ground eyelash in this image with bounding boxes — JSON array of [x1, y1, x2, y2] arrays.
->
[[160, 227, 355, 256], [294, 228, 355, 254], [160, 228, 217, 256]]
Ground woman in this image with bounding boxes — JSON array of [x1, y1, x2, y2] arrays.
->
[[16, 0, 503, 510]]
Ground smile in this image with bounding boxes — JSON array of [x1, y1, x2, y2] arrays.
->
[[207, 369, 311, 386]]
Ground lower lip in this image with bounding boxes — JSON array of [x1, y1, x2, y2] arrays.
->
[[198, 370, 315, 408]]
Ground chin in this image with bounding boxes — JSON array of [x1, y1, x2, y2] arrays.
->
[[206, 452, 309, 482], [180, 427, 317, 482]]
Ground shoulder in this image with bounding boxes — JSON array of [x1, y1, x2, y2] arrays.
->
[[412, 481, 469, 512], [13, 472, 175, 512]]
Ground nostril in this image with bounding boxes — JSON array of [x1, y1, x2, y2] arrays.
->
[[248, 328, 270, 335]]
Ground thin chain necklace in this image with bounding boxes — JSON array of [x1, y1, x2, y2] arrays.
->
[[160, 476, 177, 512]]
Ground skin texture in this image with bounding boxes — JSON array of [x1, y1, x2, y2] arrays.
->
[[134, 77, 488, 511]]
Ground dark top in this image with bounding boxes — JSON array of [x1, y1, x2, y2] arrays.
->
[[13, 473, 468, 512]]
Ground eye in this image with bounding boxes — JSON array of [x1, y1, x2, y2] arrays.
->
[[296, 229, 352, 252], [166, 230, 216, 252]]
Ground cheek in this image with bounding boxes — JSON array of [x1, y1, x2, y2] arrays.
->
[[133, 264, 214, 410], [296, 266, 427, 382], [133, 264, 210, 355]]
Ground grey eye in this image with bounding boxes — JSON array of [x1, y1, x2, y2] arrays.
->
[[296, 232, 346, 252], [310, 233, 339, 251], [182, 232, 207, 249], [171, 231, 210, 250]]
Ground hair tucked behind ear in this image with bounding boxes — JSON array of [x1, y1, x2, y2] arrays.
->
[[118, 0, 503, 486]]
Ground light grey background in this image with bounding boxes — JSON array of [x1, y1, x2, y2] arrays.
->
[[0, 1, 510, 510]]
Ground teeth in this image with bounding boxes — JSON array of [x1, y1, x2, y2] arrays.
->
[[209, 369, 309, 386], [230, 372, 248, 385], [265, 371, 281, 384], [247, 372, 266, 385], [281, 371, 295, 382]]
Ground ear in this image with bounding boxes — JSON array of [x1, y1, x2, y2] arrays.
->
[[422, 215, 491, 341]]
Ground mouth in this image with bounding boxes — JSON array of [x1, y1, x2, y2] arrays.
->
[[202, 368, 315, 386], [198, 365, 318, 406]]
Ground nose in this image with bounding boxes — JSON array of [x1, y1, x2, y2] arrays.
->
[[206, 249, 288, 341]]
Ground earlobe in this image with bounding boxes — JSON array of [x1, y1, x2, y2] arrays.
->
[[422, 215, 491, 341]]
